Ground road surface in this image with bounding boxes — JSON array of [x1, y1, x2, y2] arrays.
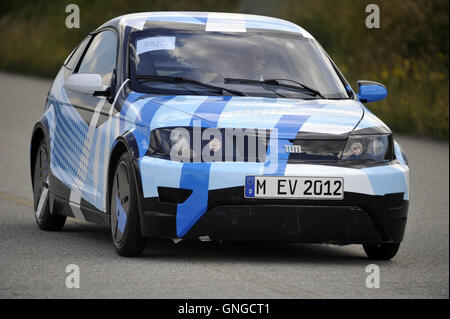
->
[[0, 72, 448, 298]]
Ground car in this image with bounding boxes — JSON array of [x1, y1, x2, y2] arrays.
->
[[30, 12, 410, 259]]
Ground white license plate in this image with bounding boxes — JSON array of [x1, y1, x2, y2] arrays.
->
[[244, 176, 344, 200]]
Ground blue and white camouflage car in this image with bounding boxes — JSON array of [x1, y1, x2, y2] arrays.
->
[[30, 12, 410, 259]]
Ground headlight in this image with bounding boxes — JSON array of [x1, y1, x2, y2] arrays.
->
[[341, 134, 393, 162], [150, 127, 203, 162], [150, 127, 225, 162], [149, 127, 268, 162]]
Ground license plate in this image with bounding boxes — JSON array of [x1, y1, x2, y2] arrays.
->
[[244, 176, 344, 199]]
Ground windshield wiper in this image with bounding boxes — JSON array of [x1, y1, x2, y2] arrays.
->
[[224, 77, 325, 99], [137, 75, 246, 96]]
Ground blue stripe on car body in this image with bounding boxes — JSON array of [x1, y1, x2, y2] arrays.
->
[[264, 114, 312, 175], [176, 96, 232, 237]]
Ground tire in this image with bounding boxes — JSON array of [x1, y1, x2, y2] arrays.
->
[[363, 243, 400, 260], [32, 140, 66, 231], [110, 152, 147, 257]]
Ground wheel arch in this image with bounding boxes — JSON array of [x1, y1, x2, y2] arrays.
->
[[106, 132, 143, 217]]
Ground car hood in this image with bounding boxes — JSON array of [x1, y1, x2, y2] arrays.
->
[[124, 95, 368, 137]]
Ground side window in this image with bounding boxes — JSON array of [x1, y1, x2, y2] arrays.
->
[[77, 30, 117, 87], [65, 36, 91, 71]]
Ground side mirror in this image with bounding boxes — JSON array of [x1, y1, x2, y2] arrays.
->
[[64, 73, 105, 95], [357, 80, 388, 103]]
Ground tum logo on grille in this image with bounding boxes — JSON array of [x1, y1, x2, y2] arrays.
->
[[284, 145, 302, 153]]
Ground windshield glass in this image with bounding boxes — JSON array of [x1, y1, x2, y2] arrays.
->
[[129, 29, 349, 99]]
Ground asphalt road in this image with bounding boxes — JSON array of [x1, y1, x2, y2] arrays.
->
[[0, 72, 448, 299]]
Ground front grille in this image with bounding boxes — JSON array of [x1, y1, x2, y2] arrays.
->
[[287, 139, 346, 162]]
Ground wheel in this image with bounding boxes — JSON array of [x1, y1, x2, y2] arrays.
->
[[32, 140, 66, 231], [110, 152, 147, 257], [363, 243, 400, 260]]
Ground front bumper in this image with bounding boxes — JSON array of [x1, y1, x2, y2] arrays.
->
[[135, 158, 410, 245]]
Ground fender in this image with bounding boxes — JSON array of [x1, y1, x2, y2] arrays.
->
[[106, 132, 147, 234]]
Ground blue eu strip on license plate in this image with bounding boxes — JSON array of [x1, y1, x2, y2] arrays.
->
[[245, 176, 255, 198]]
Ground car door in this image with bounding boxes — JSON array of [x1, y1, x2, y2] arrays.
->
[[51, 29, 118, 216]]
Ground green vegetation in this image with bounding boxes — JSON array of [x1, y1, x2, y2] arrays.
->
[[0, 0, 448, 138]]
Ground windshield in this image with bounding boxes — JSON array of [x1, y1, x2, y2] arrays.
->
[[129, 29, 350, 99]]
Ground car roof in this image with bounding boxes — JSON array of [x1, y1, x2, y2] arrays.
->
[[98, 11, 314, 39]]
